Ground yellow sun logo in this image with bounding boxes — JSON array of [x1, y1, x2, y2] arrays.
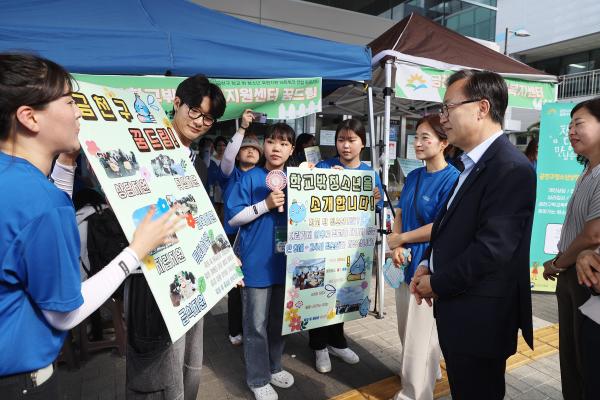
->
[[406, 74, 428, 90]]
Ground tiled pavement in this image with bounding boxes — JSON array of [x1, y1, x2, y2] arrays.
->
[[56, 280, 563, 400]]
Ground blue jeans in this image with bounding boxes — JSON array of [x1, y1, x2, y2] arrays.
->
[[242, 285, 285, 388]]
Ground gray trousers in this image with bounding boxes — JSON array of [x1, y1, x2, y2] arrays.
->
[[556, 267, 589, 400], [242, 285, 285, 389], [125, 278, 204, 400]]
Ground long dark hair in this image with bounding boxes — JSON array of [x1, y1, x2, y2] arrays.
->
[[524, 137, 538, 162], [0, 53, 73, 141]]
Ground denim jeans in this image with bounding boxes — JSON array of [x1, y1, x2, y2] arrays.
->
[[242, 285, 285, 388]]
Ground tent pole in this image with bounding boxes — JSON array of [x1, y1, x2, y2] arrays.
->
[[367, 86, 381, 317], [368, 86, 377, 175], [377, 59, 393, 319]]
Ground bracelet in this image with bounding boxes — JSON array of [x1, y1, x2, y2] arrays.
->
[[551, 256, 567, 273]]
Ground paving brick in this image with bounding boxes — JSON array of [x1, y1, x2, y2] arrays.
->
[[512, 387, 549, 400], [55, 284, 561, 400], [510, 364, 539, 380]]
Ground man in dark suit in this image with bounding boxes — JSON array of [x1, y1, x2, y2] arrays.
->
[[411, 70, 536, 400]]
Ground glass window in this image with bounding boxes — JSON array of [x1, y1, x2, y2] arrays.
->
[[302, 0, 496, 41], [561, 51, 592, 75]]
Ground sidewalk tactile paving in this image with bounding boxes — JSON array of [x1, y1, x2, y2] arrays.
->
[[331, 322, 561, 400]]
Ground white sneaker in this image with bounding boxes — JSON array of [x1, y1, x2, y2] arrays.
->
[[251, 383, 278, 400], [229, 334, 243, 346], [315, 349, 332, 373], [270, 370, 294, 388], [327, 346, 360, 364]]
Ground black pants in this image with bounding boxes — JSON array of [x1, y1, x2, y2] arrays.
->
[[228, 286, 243, 336], [556, 267, 589, 400], [227, 234, 243, 337], [308, 322, 347, 350], [582, 315, 600, 400], [442, 350, 506, 400], [0, 369, 58, 400]]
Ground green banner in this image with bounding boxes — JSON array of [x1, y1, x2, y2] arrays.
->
[[74, 74, 322, 121], [282, 167, 376, 335], [394, 63, 556, 110], [530, 102, 580, 292]]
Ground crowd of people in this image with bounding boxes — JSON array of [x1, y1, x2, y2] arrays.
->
[[1, 51, 600, 400]]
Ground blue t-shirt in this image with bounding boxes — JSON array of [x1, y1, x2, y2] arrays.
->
[[206, 159, 220, 202], [315, 157, 384, 209], [226, 167, 287, 287], [397, 165, 459, 283], [0, 152, 83, 375], [219, 166, 253, 235]]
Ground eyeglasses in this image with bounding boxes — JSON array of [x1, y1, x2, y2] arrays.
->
[[187, 106, 216, 126], [439, 98, 481, 118]]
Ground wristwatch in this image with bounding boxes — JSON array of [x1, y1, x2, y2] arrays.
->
[[551, 255, 567, 273]]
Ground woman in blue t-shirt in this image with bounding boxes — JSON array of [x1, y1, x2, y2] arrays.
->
[[0, 53, 182, 397], [227, 123, 296, 400], [310, 119, 382, 374], [387, 114, 459, 400]]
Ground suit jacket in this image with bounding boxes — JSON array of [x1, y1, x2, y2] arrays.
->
[[425, 134, 535, 359]]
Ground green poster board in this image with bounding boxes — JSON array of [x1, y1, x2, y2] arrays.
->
[[530, 102, 581, 292]]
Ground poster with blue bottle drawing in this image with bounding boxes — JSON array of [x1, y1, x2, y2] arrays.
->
[[282, 167, 377, 335], [74, 81, 242, 342]]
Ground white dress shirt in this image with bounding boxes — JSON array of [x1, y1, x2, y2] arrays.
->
[[423, 131, 504, 273]]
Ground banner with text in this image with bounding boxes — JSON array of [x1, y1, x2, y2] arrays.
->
[[75, 74, 321, 121], [530, 102, 580, 292], [282, 167, 377, 335], [395, 63, 556, 110], [75, 81, 242, 341]]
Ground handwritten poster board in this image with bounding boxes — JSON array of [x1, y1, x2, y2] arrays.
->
[[282, 167, 377, 335], [75, 81, 242, 341]]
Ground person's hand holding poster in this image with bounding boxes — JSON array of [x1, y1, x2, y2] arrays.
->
[[282, 167, 377, 335], [75, 81, 242, 341]]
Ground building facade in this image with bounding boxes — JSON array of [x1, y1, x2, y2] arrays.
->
[[496, 0, 600, 101], [192, 0, 497, 44]]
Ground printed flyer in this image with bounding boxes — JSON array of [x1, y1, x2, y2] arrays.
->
[[282, 167, 377, 335], [74, 81, 242, 341]]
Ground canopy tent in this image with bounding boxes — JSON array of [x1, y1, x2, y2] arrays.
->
[[323, 13, 556, 117], [0, 0, 371, 81], [321, 13, 558, 316]]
